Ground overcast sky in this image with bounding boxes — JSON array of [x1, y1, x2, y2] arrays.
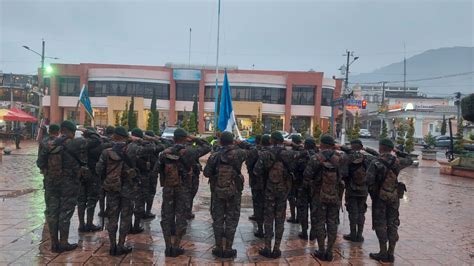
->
[[1, 0, 473, 78]]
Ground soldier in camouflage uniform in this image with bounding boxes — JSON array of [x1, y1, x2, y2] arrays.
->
[[37, 121, 87, 252], [77, 128, 104, 232], [98, 126, 115, 218], [367, 138, 412, 263], [204, 131, 252, 258], [287, 135, 304, 224], [296, 137, 318, 240], [247, 135, 261, 222], [254, 131, 300, 258], [340, 139, 378, 242], [304, 135, 345, 262], [186, 149, 203, 220], [158, 128, 211, 257]]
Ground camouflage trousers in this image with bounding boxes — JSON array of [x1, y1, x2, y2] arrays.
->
[[372, 198, 400, 244], [44, 175, 80, 242], [264, 189, 288, 244], [211, 192, 242, 247], [106, 190, 133, 238], [313, 202, 339, 250], [77, 173, 100, 211], [186, 174, 200, 215], [297, 186, 313, 231], [147, 174, 158, 206], [133, 174, 149, 219], [160, 186, 188, 239], [252, 188, 265, 227], [345, 195, 367, 226]]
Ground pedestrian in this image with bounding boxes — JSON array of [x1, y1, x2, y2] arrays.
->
[[286, 134, 304, 224], [245, 134, 261, 222], [157, 128, 211, 257], [296, 137, 318, 240], [367, 138, 412, 263], [254, 131, 300, 258], [77, 128, 103, 232], [13, 126, 22, 149], [304, 135, 345, 262], [37, 121, 87, 253], [96, 126, 139, 255], [203, 131, 251, 258], [340, 139, 378, 242]]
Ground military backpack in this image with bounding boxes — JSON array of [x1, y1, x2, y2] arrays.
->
[[214, 148, 243, 198], [378, 158, 401, 203], [46, 138, 64, 180], [267, 148, 292, 192], [317, 151, 341, 204], [348, 152, 367, 192], [161, 146, 190, 187]]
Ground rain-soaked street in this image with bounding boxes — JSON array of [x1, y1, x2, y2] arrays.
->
[[0, 141, 473, 265]]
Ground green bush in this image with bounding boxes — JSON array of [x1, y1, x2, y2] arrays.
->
[[461, 93, 474, 122], [424, 132, 436, 148]]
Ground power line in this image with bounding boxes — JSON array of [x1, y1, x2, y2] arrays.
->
[[351, 71, 474, 85]]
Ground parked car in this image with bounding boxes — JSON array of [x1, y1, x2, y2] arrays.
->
[[359, 129, 372, 138], [435, 135, 454, 147], [277, 130, 289, 139], [161, 127, 177, 139]]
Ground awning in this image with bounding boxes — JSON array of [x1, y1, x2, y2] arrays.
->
[[0, 108, 38, 122]]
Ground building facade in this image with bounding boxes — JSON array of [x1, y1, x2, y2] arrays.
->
[[41, 63, 342, 134]]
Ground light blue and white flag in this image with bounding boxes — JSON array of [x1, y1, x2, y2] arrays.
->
[[79, 85, 94, 118], [218, 70, 237, 132]]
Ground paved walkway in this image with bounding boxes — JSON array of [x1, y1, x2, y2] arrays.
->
[[0, 142, 473, 265]]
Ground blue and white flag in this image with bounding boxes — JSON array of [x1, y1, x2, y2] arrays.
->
[[79, 85, 94, 118], [218, 70, 237, 132]]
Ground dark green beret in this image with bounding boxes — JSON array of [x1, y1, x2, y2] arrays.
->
[[271, 131, 284, 142], [86, 126, 96, 132], [304, 137, 316, 146], [220, 131, 234, 144], [49, 124, 60, 132], [131, 128, 143, 138], [60, 120, 76, 132], [106, 126, 115, 135], [261, 134, 271, 145], [145, 130, 155, 137], [379, 138, 394, 149], [350, 139, 363, 146], [254, 135, 262, 145], [291, 134, 302, 144], [320, 134, 335, 146], [174, 128, 188, 138], [114, 126, 129, 137]]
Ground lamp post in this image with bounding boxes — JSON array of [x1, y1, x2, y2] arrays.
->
[[340, 50, 359, 145]]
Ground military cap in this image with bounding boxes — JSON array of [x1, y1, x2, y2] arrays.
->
[[131, 128, 144, 138], [350, 139, 363, 146], [114, 126, 129, 137], [271, 131, 284, 142], [261, 134, 271, 145], [49, 124, 60, 133], [105, 126, 115, 135], [291, 134, 302, 144], [379, 138, 394, 149], [320, 134, 335, 146], [304, 137, 316, 146], [220, 131, 234, 144], [174, 128, 188, 138], [145, 130, 155, 137], [60, 120, 76, 132], [86, 126, 96, 132]]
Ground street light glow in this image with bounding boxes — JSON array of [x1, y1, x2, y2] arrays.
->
[[45, 65, 53, 74]]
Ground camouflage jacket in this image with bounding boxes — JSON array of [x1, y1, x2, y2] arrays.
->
[[340, 146, 378, 197], [303, 149, 346, 190]]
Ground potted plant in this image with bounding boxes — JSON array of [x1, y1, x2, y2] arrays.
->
[[405, 118, 419, 162], [422, 132, 437, 160]]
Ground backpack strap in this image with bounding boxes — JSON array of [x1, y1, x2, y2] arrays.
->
[[218, 147, 242, 176]]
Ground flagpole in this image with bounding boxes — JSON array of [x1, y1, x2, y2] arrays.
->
[[213, 0, 221, 134]]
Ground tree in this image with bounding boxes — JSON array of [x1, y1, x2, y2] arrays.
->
[[188, 112, 198, 134], [181, 110, 189, 132], [271, 118, 281, 132], [121, 101, 129, 129], [313, 121, 322, 143], [440, 115, 447, 135], [424, 132, 436, 148], [252, 115, 264, 136], [405, 118, 415, 153], [396, 120, 406, 147], [114, 112, 120, 127], [128, 96, 137, 130], [146, 110, 153, 131], [151, 91, 160, 134], [454, 118, 464, 154], [349, 112, 361, 141], [192, 95, 198, 131], [380, 120, 388, 139], [299, 119, 308, 137]]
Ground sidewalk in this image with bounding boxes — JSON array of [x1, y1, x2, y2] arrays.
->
[[0, 144, 473, 265]]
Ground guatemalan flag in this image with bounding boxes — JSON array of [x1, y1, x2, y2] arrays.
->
[[218, 70, 237, 132], [79, 85, 94, 119]]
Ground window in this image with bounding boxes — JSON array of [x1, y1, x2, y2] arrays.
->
[[58, 76, 80, 96], [176, 82, 199, 101], [321, 87, 334, 106], [292, 86, 315, 105], [204, 85, 285, 104], [88, 81, 169, 99], [93, 109, 108, 127]]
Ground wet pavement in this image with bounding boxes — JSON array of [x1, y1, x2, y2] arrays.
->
[[0, 141, 473, 265]]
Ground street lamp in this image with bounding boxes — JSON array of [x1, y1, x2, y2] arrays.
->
[[340, 51, 359, 145]]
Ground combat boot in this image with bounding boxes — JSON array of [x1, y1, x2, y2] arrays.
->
[[212, 230, 224, 258], [254, 223, 264, 238], [116, 233, 132, 255], [387, 241, 396, 263], [85, 208, 101, 232], [298, 229, 308, 240], [326, 233, 336, 262], [356, 224, 365, 242], [286, 205, 298, 223], [172, 232, 185, 257], [343, 224, 357, 242], [369, 241, 389, 262], [49, 224, 60, 253], [223, 235, 237, 258], [59, 229, 78, 252], [272, 239, 282, 258], [312, 236, 326, 261], [77, 206, 87, 232], [143, 199, 156, 220], [129, 217, 144, 234], [164, 235, 173, 257], [109, 234, 117, 256], [259, 237, 273, 258], [309, 228, 317, 241]]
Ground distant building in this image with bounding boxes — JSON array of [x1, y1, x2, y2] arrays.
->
[[0, 73, 40, 109]]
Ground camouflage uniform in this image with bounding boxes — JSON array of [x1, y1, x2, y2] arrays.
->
[[37, 135, 87, 251], [286, 145, 304, 223], [367, 151, 412, 262], [98, 135, 113, 217], [158, 139, 211, 256], [204, 142, 251, 257], [296, 148, 317, 239], [254, 144, 299, 257], [303, 149, 345, 261], [246, 145, 266, 235], [144, 139, 167, 218]]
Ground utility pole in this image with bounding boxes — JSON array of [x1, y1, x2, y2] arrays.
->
[[455, 92, 461, 124], [188, 28, 192, 67], [403, 42, 406, 94], [381, 81, 387, 135], [340, 50, 358, 145]]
